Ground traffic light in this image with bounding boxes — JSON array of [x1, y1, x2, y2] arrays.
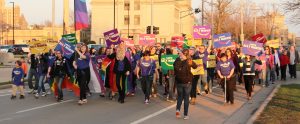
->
[[153, 26, 159, 35], [146, 26, 151, 34], [195, 8, 201, 14]]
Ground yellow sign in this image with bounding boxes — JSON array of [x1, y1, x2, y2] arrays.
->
[[207, 55, 216, 68], [28, 41, 50, 54], [266, 39, 280, 48], [191, 59, 204, 75], [47, 41, 58, 50], [186, 34, 202, 47]]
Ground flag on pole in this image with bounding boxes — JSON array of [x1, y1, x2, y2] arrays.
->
[[75, 0, 89, 30]]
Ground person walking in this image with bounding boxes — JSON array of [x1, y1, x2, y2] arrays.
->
[[11, 61, 25, 100], [280, 50, 290, 81], [287, 46, 300, 78], [174, 49, 198, 120]]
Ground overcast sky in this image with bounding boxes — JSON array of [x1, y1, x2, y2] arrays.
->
[[4, 0, 299, 36]]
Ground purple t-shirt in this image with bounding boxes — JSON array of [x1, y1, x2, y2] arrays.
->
[[198, 51, 208, 70], [12, 67, 24, 86], [77, 53, 90, 69], [216, 60, 235, 76], [138, 59, 156, 76]]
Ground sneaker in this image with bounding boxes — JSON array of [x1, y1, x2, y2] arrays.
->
[[28, 89, 34, 94], [11, 95, 16, 100], [46, 91, 51, 95], [183, 116, 189, 120], [87, 92, 92, 97], [176, 111, 181, 119], [57, 98, 63, 102], [78, 100, 83, 105], [33, 90, 37, 94], [205, 90, 209, 94], [144, 99, 149, 104], [41, 92, 47, 97], [82, 99, 88, 104], [34, 93, 39, 99], [20, 95, 25, 99]]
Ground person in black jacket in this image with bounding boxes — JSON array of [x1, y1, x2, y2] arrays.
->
[[174, 49, 197, 120], [113, 43, 131, 104], [27, 53, 39, 94], [48, 51, 70, 102]]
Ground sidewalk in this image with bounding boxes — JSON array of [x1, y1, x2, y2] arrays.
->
[[224, 72, 300, 124]]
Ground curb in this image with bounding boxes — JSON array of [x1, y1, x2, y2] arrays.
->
[[246, 84, 281, 124]]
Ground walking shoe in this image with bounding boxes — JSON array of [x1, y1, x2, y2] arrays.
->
[[82, 99, 88, 104], [46, 91, 51, 95], [41, 92, 47, 97], [34, 93, 39, 99], [176, 111, 181, 119], [20, 95, 25, 99], [33, 90, 37, 94], [183, 116, 189, 120], [144, 99, 149, 104], [78, 100, 83, 105], [190, 98, 196, 105], [28, 89, 34, 94], [11, 95, 17, 100], [205, 90, 209, 94]]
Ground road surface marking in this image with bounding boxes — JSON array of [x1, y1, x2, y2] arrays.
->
[[0, 118, 12, 122], [130, 104, 176, 124], [0, 91, 30, 97], [16, 99, 74, 114]]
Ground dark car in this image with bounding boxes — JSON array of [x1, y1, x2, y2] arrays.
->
[[8, 44, 29, 55]]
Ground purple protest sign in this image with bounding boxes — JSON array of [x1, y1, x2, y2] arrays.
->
[[193, 26, 211, 39], [213, 33, 232, 48], [242, 40, 263, 56], [103, 29, 121, 47]]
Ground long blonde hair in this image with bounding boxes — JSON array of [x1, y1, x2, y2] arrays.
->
[[116, 42, 126, 61]]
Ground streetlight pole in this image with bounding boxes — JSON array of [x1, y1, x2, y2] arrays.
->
[[210, 0, 214, 46], [114, 0, 115, 29], [151, 0, 153, 34], [10, 2, 14, 45], [240, 0, 244, 44], [52, 0, 55, 40], [202, 0, 204, 25]]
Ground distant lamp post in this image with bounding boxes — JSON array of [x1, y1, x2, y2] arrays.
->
[[29, 26, 33, 42], [180, 8, 201, 33], [10, 2, 15, 45]]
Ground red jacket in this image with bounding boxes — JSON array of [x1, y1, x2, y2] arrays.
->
[[279, 55, 290, 66]]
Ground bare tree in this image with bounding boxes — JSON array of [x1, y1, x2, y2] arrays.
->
[[282, 0, 300, 25]]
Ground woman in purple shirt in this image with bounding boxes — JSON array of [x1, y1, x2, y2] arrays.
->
[[73, 44, 90, 105], [216, 53, 235, 104], [136, 50, 156, 104]]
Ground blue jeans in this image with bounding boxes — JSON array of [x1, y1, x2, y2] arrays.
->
[[37, 75, 46, 94], [54, 76, 64, 99], [141, 75, 153, 100], [176, 83, 192, 116]]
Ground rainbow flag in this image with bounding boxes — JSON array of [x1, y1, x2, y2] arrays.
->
[[89, 60, 105, 93], [75, 0, 89, 30]]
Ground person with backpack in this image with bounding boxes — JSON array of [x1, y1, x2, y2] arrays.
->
[[174, 49, 198, 120]]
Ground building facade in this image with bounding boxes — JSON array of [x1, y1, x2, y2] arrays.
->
[[0, 0, 28, 29], [90, 0, 194, 45]]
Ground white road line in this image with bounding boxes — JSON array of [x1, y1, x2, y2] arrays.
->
[[130, 104, 176, 124], [0, 118, 13, 122], [16, 99, 74, 114], [0, 91, 30, 97]]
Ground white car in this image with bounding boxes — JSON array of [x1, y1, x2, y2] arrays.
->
[[0, 45, 12, 53]]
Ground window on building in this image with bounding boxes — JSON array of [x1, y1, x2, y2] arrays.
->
[[134, 0, 140, 10], [124, 1, 130, 10], [134, 15, 140, 25], [124, 15, 130, 25]]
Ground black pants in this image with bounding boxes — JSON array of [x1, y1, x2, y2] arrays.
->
[[190, 75, 200, 98], [85, 68, 91, 93], [164, 74, 169, 94], [289, 64, 297, 78], [220, 78, 234, 103], [207, 68, 215, 86], [243, 75, 254, 97], [132, 73, 137, 93], [141, 75, 153, 100], [159, 69, 163, 85], [116, 73, 126, 102], [280, 65, 287, 80], [275, 64, 280, 78], [78, 68, 90, 100]]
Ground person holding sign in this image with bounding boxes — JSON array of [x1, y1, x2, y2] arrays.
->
[[136, 51, 156, 104], [196, 45, 210, 94], [174, 49, 197, 120], [262, 46, 275, 87], [241, 55, 262, 100], [189, 47, 202, 105], [216, 53, 235, 104]]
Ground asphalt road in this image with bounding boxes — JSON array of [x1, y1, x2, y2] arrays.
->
[[0, 82, 265, 124]]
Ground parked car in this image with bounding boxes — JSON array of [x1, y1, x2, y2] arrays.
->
[[8, 44, 30, 55], [0, 45, 12, 53]]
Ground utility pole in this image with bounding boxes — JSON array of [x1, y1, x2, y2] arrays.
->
[[114, 0, 115, 29], [210, 0, 214, 46], [63, 0, 69, 35], [52, 0, 55, 40], [151, 0, 153, 34], [240, 0, 244, 44], [10, 2, 14, 45], [202, 0, 204, 25]]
